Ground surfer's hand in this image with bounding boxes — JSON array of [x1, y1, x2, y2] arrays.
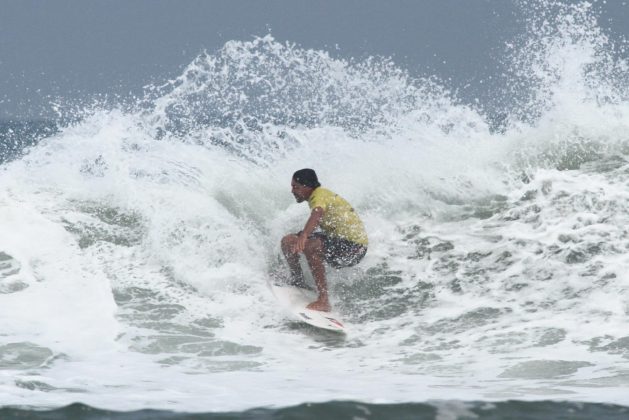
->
[[293, 233, 307, 253]]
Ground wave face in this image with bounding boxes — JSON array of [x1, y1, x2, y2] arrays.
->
[[2, 0, 629, 412]]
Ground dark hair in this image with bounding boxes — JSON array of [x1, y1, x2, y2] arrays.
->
[[293, 168, 321, 188]]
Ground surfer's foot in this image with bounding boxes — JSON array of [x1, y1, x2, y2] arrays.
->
[[307, 299, 331, 312]]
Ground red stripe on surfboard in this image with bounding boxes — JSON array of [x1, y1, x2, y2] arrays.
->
[[325, 317, 344, 328]]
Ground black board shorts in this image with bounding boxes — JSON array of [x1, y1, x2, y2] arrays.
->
[[306, 232, 367, 269]]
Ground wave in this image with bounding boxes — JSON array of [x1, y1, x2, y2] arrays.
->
[[1, 0, 629, 411]]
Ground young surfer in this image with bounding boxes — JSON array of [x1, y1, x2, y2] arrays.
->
[[281, 169, 368, 311]]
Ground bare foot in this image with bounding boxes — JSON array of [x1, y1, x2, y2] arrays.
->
[[306, 299, 331, 312]]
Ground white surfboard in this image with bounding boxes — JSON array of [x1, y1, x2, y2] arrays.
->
[[267, 279, 347, 333]]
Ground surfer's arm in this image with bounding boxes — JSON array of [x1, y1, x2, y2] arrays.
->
[[294, 207, 324, 253]]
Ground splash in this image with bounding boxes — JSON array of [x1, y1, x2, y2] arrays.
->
[[502, 0, 629, 172]]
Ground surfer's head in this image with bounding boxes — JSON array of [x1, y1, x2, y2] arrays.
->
[[291, 168, 320, 202]]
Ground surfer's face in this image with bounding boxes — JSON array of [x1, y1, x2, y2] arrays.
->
[[291, 178, 311, 203]]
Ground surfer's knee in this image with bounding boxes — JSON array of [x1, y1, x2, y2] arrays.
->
[[281, 234, 298, 253]]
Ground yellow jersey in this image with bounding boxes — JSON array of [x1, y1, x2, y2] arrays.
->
[[308, 187, 368, 246]]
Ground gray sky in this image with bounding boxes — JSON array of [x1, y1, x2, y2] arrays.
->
[[1, 0, 627, 120]]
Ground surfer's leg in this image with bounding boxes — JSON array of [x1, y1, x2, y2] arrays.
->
[[303, 236, 331, 312], [281, 234, 306, 286]]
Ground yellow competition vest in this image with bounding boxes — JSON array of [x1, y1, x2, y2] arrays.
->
[[308, 187, 368, 246]]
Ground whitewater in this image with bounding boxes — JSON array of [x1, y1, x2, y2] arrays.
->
[[1, 1, 629, 415]]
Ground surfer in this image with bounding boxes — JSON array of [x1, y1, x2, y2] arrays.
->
[[281, 168, 368, 312]]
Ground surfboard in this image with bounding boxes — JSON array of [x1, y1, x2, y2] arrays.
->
[[267, 279, 347, 333]]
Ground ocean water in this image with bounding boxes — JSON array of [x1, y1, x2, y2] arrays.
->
[[2, 2, 629, 419]]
